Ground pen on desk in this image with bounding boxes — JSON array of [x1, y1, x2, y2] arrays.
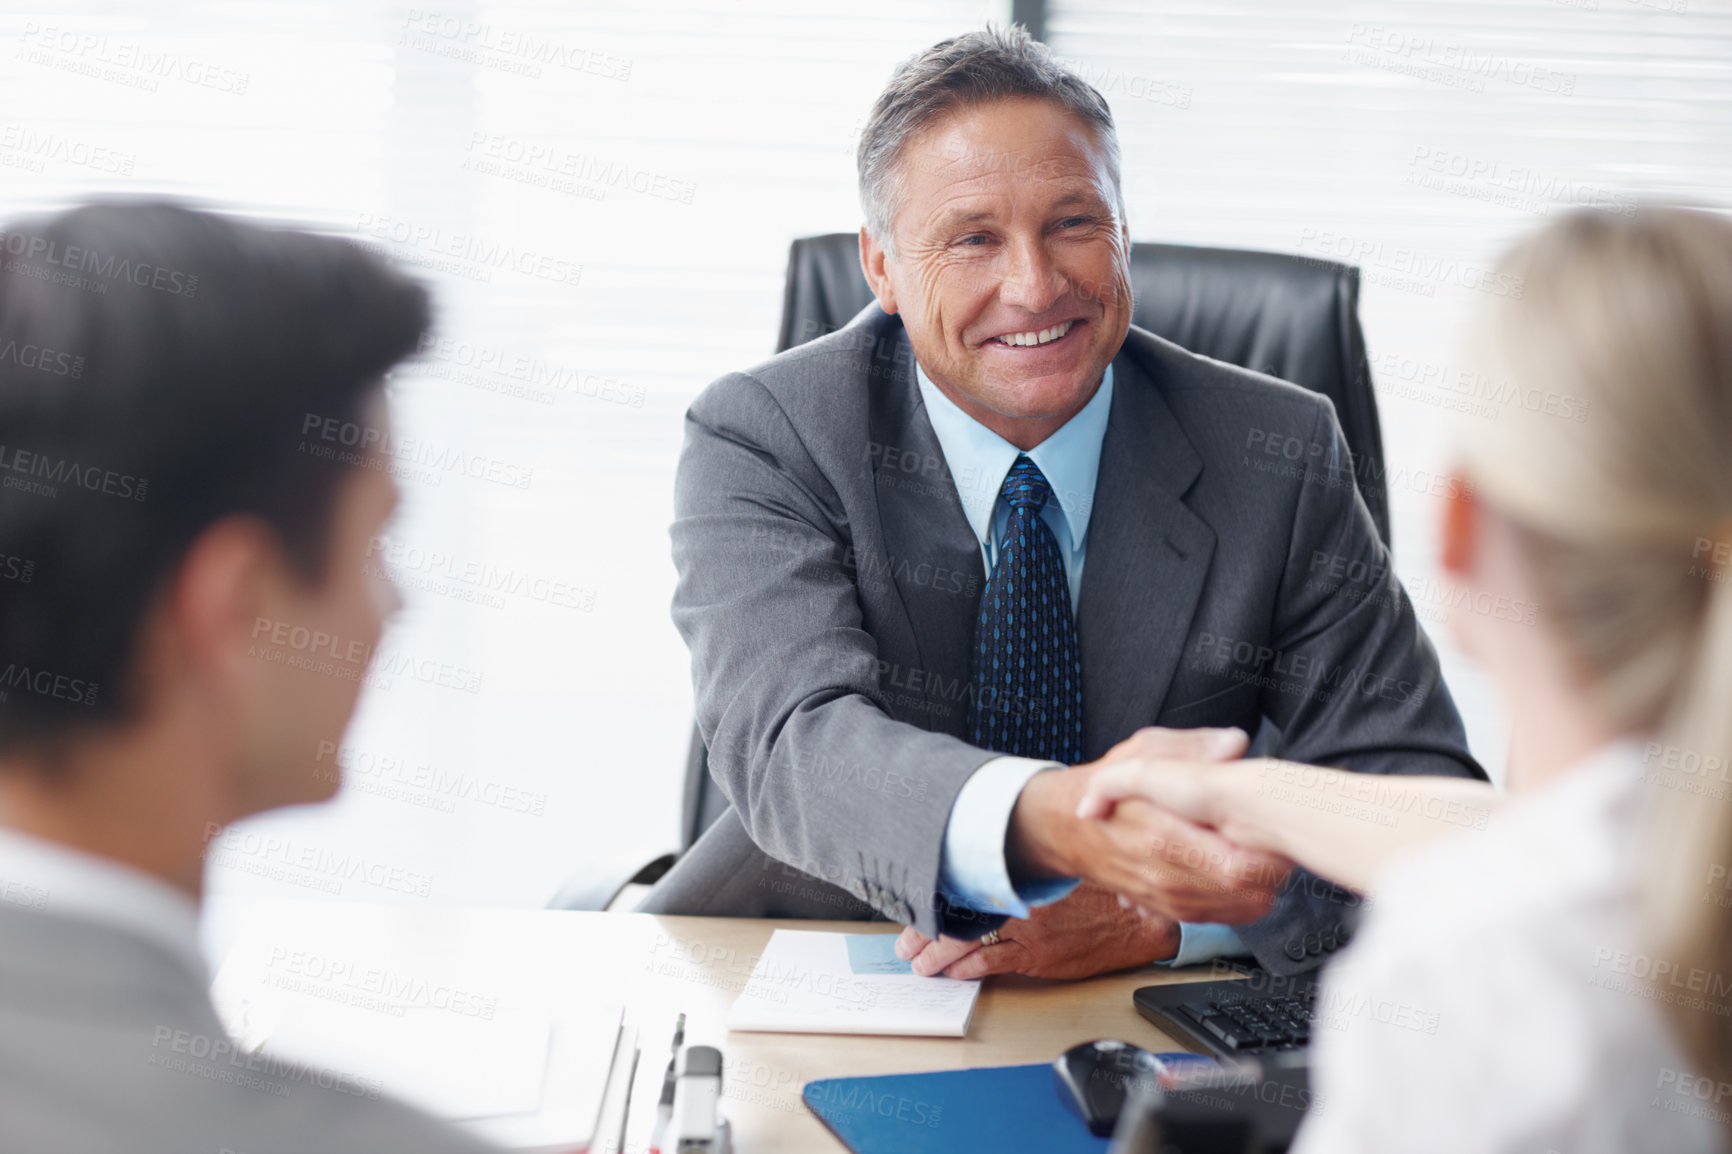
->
[[648, 1012, 685, 1154]]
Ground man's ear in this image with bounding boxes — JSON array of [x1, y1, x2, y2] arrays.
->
[[858, 226, 899, 315], [169, 516, 281, 688], [1440, 479, 1478, 579]]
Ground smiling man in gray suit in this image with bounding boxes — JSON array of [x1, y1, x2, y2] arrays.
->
[[642, 25, 1483, 980]]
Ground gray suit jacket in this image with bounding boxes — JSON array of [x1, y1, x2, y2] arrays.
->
[[642, 304, 1482, 976], [0, 904, 499, 1154]]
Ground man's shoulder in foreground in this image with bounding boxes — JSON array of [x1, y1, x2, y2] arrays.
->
[[0, 904, 497, 1154]]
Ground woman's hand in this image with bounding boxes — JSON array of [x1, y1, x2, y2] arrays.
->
[[1031, 727, 1293, 919], [1078, 736, 1283, 856], [1078, 730, 1501, 896]]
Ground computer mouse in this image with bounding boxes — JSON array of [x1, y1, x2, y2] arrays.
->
[[1053, 1038, 1162, 1136]]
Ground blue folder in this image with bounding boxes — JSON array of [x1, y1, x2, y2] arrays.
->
[[803, 1062, 1112, 1154]]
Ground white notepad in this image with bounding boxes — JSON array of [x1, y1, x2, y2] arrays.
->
[[725, 929, 981, 1037]]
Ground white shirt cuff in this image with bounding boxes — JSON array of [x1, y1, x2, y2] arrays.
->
[[938, 755, 1079, 918], [1158, 923, 1253, 968]]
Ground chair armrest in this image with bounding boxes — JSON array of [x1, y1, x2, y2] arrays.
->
[[547, 852, 677, 911]]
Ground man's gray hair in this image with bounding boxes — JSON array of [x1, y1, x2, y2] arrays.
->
[[856, 23, 1123, 260]]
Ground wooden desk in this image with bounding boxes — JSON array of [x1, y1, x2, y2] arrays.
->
[[209, 901, 1221, 1152]]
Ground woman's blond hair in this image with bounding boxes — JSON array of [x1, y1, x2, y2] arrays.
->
[[1461, 206, 1732, 1095]]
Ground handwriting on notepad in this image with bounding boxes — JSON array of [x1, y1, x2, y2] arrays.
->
[[726, 929, 982, 1036], [866, 980, 977, 1015], [743, 972, 973, 1017]]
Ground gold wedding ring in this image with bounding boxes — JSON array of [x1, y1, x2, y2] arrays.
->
[[981, 928, 1003, 947]]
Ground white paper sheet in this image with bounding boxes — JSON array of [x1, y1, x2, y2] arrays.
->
[[725, 930, 980, 1037]]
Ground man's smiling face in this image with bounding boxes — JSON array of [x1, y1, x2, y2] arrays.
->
[[860, 96, 1132, 451]]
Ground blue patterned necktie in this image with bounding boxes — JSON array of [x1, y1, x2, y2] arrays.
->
[[967, 455, 1084, 764]]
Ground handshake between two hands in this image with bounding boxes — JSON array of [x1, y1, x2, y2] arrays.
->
[[895, 726, 1297, 981]]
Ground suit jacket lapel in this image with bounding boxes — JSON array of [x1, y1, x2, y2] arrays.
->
[[1077, 339, 1216, 758], [866, 320, 985, 741]]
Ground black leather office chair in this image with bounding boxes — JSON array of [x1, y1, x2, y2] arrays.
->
[[549, 234, 1388, 911]]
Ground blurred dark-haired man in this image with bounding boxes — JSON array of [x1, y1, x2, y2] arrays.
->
[[0, 201, 499, 1153]]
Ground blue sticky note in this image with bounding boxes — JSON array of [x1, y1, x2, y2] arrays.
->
[[845, 933, 914, 975]]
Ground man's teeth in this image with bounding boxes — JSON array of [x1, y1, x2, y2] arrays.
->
[[994, 320, 1076, 347]]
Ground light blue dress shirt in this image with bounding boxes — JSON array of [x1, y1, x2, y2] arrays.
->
[[916, 360, 1250, 969]]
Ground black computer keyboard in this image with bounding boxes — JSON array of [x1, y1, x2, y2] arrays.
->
[[1133, 974, 1315, 1060]]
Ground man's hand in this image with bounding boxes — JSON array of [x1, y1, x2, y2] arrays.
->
[[1007, 726, 1291, 925], [894, 882, 1181, 980], [1080, 795, 1291, 922]]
